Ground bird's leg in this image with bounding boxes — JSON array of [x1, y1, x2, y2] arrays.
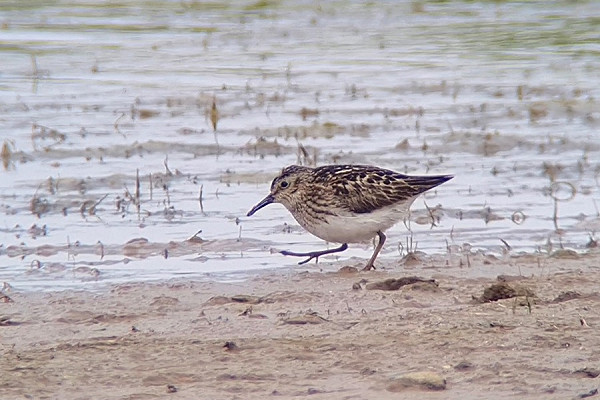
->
[[281, 243, 349, 265], [363, 231, 386, 271]]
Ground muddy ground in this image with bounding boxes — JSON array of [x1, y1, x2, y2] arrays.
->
[[2, 250, 599, 400]]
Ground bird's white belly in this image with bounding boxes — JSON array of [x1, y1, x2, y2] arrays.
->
[[298, 201, 414, 244]]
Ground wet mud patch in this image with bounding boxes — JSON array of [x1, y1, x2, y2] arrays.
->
[[476, 281, 535, 303], [365, 276, 437, 291]]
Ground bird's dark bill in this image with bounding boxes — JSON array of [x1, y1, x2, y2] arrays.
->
[[247, 194, 275, 216]]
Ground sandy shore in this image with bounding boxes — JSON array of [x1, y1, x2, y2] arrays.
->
[[2, 250, 599, 400]]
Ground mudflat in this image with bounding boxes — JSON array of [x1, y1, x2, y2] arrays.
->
[[2, 250, 599, 400]]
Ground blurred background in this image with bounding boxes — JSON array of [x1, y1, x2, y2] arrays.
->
[[1, 0, 599, 290]]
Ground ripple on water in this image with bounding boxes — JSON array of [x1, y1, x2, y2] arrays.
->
[[1, 0, 599, 290]]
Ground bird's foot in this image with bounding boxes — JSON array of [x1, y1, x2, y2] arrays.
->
[[280, 243, 349, 265], [280, 250, 320, 265], [362, 263, 376, 271]]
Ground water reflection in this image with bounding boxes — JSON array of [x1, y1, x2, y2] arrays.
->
[[1, 0, 599, 290]]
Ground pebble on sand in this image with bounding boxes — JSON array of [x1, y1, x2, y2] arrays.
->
[[386, 371, 447, 392]]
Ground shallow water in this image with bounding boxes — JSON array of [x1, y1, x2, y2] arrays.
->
[[1, 0, 599, 291]]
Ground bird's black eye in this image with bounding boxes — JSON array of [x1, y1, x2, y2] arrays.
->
[[280, 180, 289, 188]]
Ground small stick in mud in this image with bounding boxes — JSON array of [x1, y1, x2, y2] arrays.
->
[[114, 112, 126, 136], [552, 197, 559, 230], [164, 185, 171, 206], [210, 96, 220, 149], [31, 54, 39, 76], [210, 96, 219, 132], [97, 241, 105, 260], [550, 181, 576, 231], [465, 250, 471, 268], [187, 230, 203, 242], [297, 142, 310, 165], [592, 198, 599, 217], [123, 186, 134, 208], [88, 194, 109, 216], [423, 201, 438, 228], [164, 156, 172, 176], [135, 169, 140, 215], [198, 184, 204, 213], [398, 233, 417, 258], [1, 140, 14, 170]]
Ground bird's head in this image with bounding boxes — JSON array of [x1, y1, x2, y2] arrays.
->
[[246, 165, 310, 216]]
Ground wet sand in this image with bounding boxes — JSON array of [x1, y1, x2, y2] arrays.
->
[[2, 250, 599, 399]]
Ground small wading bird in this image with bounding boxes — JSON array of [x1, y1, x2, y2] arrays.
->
[[247, 164, 453, 270]]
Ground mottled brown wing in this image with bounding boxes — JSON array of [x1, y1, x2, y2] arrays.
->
[[313, 165, 452, 214]]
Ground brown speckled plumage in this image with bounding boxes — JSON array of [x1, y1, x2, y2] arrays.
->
[[274, 165, 451, 214], [247, 164, 453, 270]]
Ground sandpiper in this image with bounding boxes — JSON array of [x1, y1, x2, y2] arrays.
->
[[247, 164, 452, 270]]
